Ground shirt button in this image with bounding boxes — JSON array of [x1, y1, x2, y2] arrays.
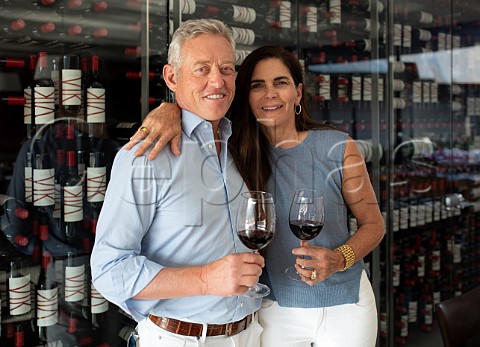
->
[[208, 144, 213, 150], [240, 302, 244, 308], [204, 124, 209, 129]]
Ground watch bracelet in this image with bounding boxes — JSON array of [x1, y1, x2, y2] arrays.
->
[[335, 244, 355, 271]]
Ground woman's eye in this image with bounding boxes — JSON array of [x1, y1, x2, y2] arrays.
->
[[250, 83, 264, 89], [275, 80, 289, 86]]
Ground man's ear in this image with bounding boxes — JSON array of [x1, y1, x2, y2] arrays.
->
[[163, 64, 177, 91]]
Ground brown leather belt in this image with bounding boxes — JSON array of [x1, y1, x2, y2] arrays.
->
[[148, 313, 254, 337]]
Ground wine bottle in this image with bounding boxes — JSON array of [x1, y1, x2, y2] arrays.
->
[[0, 57, 25, 68], [230, 26, 270, 46], [24, 54, 37, 139], [328, 0, 342, 26], [316, 73, 331, 112], [419, 283, 433, 332], [90, 281, 108, 329], [267, 0, 293, 30], [33, 52, 55, 127], [36, 204, 49, 242], [63, 151, 83, 239], [50, 56, 60, 110], [60, 54, 82, 117], [298, 4, 319, 40], [79, 56, 88, 121], [342, 0, 384, 14], [126, 70, 163, 81], [404, 9, 434, 24], [86, 151, 106, 210], [64, 123, 78, 153], [86, 151, 104, 235], [36, 251, 59, 344], [0, 195, 29, 224], [8, 259, 31, 316], [111, 121, 141, 143], [77, 149, 87, 198], [394, 293, 409, 344], [14, 323, 25, 347], [64, 251, 85, 303], [33, 153, 55, 209], [346, 38, 372, 53], [0, 18, 27, 41], [22, 152, 34, 210], [0, 96, 26, 105], [53, 149, 65, 223], [182, 1, 266, 27], [86, 55, 105, 142]]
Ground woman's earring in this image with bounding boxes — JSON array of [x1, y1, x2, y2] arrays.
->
[[295, 104, 302, 115]]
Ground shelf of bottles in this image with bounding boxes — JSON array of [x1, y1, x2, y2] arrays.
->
[[388, 1, 480, 346], [190, 0, 480, 346], [0, 0, 173, 345]]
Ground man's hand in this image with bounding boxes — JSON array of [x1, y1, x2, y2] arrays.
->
[[201, 252, 265, 296], [124, 102, 182, 160]]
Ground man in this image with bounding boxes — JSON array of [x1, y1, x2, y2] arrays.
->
[[90, 19, 264, 347]]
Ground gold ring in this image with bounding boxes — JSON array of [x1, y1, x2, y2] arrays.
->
[[310, 269, 317, 280], [139, 126, 149, 135]]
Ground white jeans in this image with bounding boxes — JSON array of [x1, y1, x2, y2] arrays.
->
[[259, 270, 378, 347], [136, 314, 262, 347]]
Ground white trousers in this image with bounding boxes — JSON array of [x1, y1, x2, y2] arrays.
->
[[259, 270, 378, 347], [136, 314, 262, 347]]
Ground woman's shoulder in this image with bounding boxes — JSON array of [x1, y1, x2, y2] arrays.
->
[[309, 128, 349, 145]]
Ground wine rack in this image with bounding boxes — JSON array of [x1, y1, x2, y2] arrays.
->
[[2, 0, 480, 346]]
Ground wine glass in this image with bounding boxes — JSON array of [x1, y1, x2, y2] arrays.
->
[[236, 191, 276, 298], [285, 189, 325, 281]]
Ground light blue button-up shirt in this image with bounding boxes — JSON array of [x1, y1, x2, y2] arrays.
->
[[91, 110, 260, 323]]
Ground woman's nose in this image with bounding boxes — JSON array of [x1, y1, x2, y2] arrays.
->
[[265, 84, 277, 98]]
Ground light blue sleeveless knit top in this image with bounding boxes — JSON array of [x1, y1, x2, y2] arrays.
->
[[262, 129, 364, 308]]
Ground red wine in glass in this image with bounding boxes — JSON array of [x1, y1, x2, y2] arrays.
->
[[236, 191, 276, 298], [237, 229, 274, 250], [285, 189, 324, 281], [289, 220, 324, 240]]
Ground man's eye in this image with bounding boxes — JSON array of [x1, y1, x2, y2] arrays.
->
[[196, 67, 208, 74], [221, 66, 235, 75]]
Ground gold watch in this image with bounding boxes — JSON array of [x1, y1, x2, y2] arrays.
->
[[335, 244, 355, 271]]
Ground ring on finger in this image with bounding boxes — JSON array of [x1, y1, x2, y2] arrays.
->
[[139, 126, 149, 135], [310, 269, 317, 280]]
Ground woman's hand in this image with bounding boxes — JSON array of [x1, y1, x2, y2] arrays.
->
[[124, 102, 182, 160], [292, 241, 345, 286]]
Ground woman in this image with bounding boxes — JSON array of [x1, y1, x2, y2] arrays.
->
[[127, 45, 385, 347]]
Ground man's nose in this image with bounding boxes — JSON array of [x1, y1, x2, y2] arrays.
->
[[208, 67, 225, 88]]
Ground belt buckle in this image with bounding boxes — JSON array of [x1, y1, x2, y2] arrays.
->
[[225, 322, 234, 336]]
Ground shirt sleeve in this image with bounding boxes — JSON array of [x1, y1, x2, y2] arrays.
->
[[90, 149, 163, 321]]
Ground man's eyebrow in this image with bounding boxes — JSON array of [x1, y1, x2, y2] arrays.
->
[[193, 60, 235, 65]]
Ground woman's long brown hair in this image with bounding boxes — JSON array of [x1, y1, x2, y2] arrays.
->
[[229, 46, 336, 192]]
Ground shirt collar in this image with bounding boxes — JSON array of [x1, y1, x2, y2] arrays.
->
[[181, 109, 232, 138]]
